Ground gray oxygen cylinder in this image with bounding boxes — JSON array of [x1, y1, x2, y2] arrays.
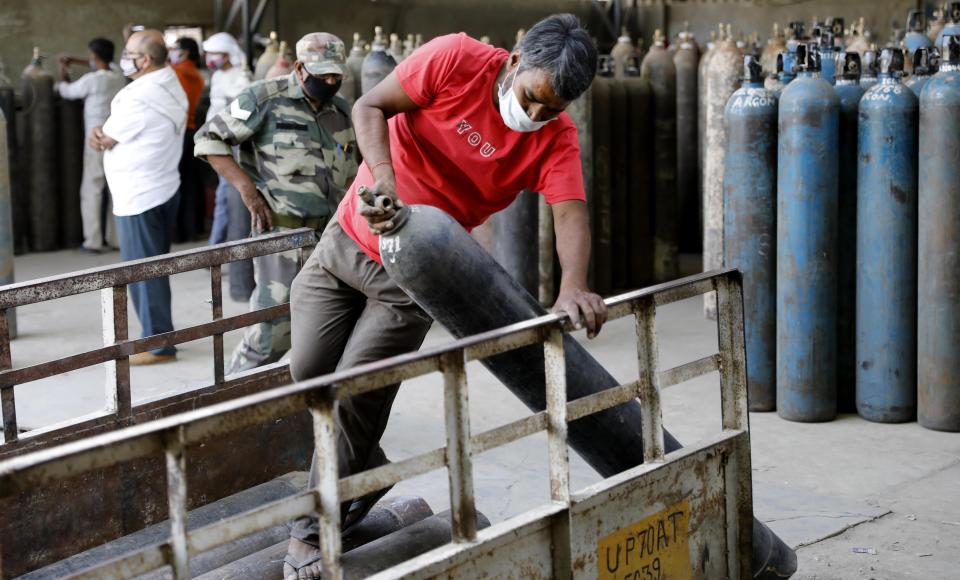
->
[[346, 33, 365, 103], [58, 94, 84, 248], [20, 48, 59, 252], [361, 27, 397, 95], [0, 109, 16, 337], [702, 27, 742, 318], [0, 63, 19, 257]]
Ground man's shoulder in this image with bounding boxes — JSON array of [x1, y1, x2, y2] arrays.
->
[[244, 75, 293, 105]]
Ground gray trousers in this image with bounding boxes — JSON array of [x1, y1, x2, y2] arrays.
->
[[288, 219, 432, 545]]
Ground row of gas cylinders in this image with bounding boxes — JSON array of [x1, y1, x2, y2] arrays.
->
[[722, 36, 960, 432], [250, 27, 425, 104], [0, 50, 86, 255]]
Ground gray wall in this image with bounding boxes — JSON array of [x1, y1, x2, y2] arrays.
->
[[0, 0, 930, 83]]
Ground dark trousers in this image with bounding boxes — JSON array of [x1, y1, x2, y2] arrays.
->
[[176, 129, 206, 242], [116, 193, 180, 355], [287, 219, 433, 545]]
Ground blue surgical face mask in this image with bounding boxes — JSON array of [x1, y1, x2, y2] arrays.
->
[[497, 64, 553, 133]]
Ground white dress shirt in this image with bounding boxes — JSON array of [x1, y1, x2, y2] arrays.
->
[[56, 68, 126, 129], [207, 66, 253, 122], [102, 67, 188, 216]]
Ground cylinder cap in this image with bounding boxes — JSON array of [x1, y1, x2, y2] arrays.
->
[[913, 46, 939, 75], [742, 54, 763, 83], [862, 49, 878, 75], [943, 34, 960, 64], [818, 31, 834, 48], [776, 52, 784, 73], [597, 54, 614, 77], [879, 47, 905, 74], [907, 9, 925, 32], [795, 43, 821, 72], [788, 21, 805, 40], [838, 52, 861, 79], [827, 17, 845, 37]]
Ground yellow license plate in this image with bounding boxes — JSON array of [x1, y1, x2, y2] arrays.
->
[[596, 501, 691, 580]]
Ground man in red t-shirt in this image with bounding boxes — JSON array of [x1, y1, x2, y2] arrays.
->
[[284, 14, 603, 577]]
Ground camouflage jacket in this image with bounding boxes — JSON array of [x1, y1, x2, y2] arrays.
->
[[194, 72, 358, 218]]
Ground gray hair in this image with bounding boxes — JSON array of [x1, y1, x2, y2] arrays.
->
[[517, 14, 597, 102]]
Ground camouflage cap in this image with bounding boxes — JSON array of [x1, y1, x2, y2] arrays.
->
[[296, 32, 348, 76]]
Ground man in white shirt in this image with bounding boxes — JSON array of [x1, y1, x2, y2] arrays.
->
[[202, 32, 253, 247], [56, 38, 125, 253], [89, 29, 188, 365]]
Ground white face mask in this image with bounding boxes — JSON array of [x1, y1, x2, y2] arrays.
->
[[498, 64, 553, 133], [120, 56, 140, 77]]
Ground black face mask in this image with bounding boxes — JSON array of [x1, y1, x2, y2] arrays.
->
[[303, 74, 342, 103]]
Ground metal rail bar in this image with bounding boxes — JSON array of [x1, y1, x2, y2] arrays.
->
[[0, 229, 315, 446], [0, 269, 747, 579], [0, 305, 288, 389], [0, 229, 314, 309]]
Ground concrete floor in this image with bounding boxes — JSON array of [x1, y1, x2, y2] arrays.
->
[[5, 245, 960, 579]]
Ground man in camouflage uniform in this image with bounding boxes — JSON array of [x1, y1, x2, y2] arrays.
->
[[195, 32, 358, 373]]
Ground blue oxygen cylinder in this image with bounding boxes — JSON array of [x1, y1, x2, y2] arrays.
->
[[904, 9, 934, 56], [834, 52, 864, 412], [861, 49, 879, 90], [935, 2, 960, 47], [764, 53, 787, 95], [918, 35, 960, 432], [817, 30, 839, 84], [906, 46, 939, 97], [777, 43, 840, 422], [724, 55, 778, 411], [856, 48, 919, 423], [781, 21, 805, 85]]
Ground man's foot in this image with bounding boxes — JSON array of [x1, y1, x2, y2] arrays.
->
[[78, 246, 103, 255], [129, 352, 177, 366], [284, 537, 323, 580]]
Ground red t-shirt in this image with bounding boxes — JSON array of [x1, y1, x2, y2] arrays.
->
[[337, 33, 586, 263]]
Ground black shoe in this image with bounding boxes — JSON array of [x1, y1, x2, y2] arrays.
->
[[78, 246, 103, 255]]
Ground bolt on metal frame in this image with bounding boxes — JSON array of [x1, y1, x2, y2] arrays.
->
[[0, 268, 752, 580], [0, 228, 316, 449]]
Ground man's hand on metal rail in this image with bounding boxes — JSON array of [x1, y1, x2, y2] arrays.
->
[[552, 286, 608, 339]]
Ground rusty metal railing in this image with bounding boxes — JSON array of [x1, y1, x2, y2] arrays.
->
[[0, 268, 749, 580], [0, 228, 316, 450]]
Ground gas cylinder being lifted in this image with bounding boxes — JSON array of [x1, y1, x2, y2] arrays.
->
[[641, 29, 679, 282], [856, 47, 919, 424], [761, 23, 785, 77], [253, 31, 279, 80], [918, 34, 960, 432], [702, 25, 741, 319], [20, 47, 59, 252], [376, 203, 799, 579], [723, 55, 778, 412], [777, 43, 840, 423], [674, 27, 700, 253], [834, 52, 865, 412], [361, 27, 397, 95], [906, 46, 939, 96]]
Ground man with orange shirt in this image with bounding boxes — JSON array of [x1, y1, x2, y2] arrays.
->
[[283, 14, 605, 579], [170, 37, 206, 241]]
